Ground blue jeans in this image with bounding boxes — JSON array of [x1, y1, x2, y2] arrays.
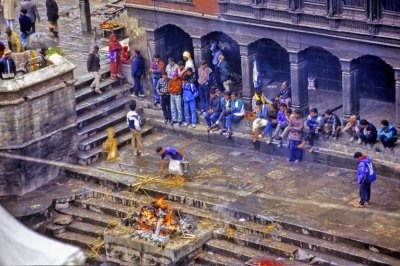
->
[[204, 112, 220, 127], [225, 114, 243, 128], [170, 95, 182, 122], [152, 77, 161, 103], [133, 76, 143, 95], [160, 94, 171, 120], [184, 99, 197, 125], [359, 182, 371, 206], [199, 84, 210, 112], [305, 129, 316, 147], [6, 20, 15, 30], [288, 140, 302, 161], [263, 121, 277, 138], [20, 32, 29, 46], [358, 132, 377, 145], [379, 136, 397, 148]]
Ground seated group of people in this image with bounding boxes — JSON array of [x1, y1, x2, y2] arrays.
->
[[250, 94, 398, 155]]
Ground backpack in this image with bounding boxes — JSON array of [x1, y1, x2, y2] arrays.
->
[[128, 114, 143, 130]]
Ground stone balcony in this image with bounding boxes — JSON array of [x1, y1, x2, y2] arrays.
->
[[218, 0, 400, 45]]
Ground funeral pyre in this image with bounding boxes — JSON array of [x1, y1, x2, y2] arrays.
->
[[123, 197, 196, 245]]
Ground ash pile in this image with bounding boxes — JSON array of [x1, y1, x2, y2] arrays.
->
[[123, 197, 196, 246]]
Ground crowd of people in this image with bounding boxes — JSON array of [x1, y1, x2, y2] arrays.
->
[[122, 41, 399, 163], [0, 0, 59, 79]]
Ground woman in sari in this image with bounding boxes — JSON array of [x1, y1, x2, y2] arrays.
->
[[109, 32, 123, 80]]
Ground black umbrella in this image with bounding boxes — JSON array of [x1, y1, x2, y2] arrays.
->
[[26, 32, 57, 50]]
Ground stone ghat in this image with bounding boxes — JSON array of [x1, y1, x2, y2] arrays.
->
[[105, 227, 212, 265]]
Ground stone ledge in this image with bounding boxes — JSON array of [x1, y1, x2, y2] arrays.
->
[[0, 54, 76, 92]]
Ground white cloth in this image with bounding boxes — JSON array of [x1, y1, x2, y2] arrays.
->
[[0, 205, 86, 265], [169, 159, 183, 176]]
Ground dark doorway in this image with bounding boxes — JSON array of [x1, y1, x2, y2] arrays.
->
[[354, 55, 395, 102], [154, 24, 194, 64], [249, 38, 290, 84], [201, 31, 241, 76], [302, 47, 342, 91]]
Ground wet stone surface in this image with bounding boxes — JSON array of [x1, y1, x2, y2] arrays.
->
[[92, 132, 400, 251]]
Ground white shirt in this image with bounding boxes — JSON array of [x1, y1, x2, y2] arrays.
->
[[126, 111, 142, 131]]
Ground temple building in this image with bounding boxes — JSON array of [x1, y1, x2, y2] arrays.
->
[[125, 0, 400, 124]]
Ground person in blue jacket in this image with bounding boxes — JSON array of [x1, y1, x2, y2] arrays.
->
[[377, 119, 398, 149], [354, 152, 377, 208], [224, 92, 245, 138], [130, 49, 145, 97], [182, 74, 198, 128]]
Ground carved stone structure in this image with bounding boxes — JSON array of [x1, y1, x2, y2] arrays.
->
[[0, 55, 77, 196], [125, 0, 400, 124]]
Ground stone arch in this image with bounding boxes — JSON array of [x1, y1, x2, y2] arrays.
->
[[352, 55, 395, 102], [248, 38, 290, 84], [299, 46, 342, 91], [201, 31, 242, 76], [154, 24, 194, 65]]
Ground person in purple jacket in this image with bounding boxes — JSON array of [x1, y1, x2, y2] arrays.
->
[[156, 146, 185, 174], [354, 152, 377, 208], [287, 109, 303, 163]]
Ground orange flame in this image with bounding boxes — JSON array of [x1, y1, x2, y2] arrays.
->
[[164, 209, 174, 225], [156, 197, 167, 209], [142, 209, 153, 219]]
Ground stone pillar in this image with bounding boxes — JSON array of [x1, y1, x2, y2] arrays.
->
[[157, 37, 166, 63], [327, 0, 341, 17], [192, 37, 208, 71], [240, 45, 255, 99], [395, 69, 400, 127], [341, 60, 359, 120], [289, 51, 308, 116], [146, 31, 157, 62], [79, 0, 91, 32]]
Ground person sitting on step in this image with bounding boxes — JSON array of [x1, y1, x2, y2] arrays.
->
[[259, 103, 278, 144], [358, 119, 377, 149], [204, 88, 222, 131], [342, 115, 360, 143], [251, 100, 269, 143], [298, 108, 323, 153], [224, 92, 245, 139], [318, 109, 342, 140], [377, 119, 398, 149]]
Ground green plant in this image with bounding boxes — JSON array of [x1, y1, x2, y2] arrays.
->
[[45, 47, 64, 56]]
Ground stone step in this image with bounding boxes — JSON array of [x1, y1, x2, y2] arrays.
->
[[78, 116, 130, 150], [76, 97, 131, 128], [196, 251, 245, 266], [73, 197, 133, 218], [77, 109, 128, 140], [75, 78, 120, 103], [56, 207, 118, 227], [212, 229, 362, 266], [78, 122, 151, 151], [52, 231, 100, 251], [76, 84, 130, 116], [67, 221, 105, 238], [204, 238, 299, 265], [88, 189, 399, 265], [73, 125, 153, 165], [45, 223, 66, 236]]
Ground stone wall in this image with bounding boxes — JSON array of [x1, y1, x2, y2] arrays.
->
[[0, 55, 77, 196]]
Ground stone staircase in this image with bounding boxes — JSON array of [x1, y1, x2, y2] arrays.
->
[[44, 179, 400, 266], [70, 65, 153, 165]]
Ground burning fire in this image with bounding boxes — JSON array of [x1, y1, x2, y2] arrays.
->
[[124, 196, 196, 244]]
